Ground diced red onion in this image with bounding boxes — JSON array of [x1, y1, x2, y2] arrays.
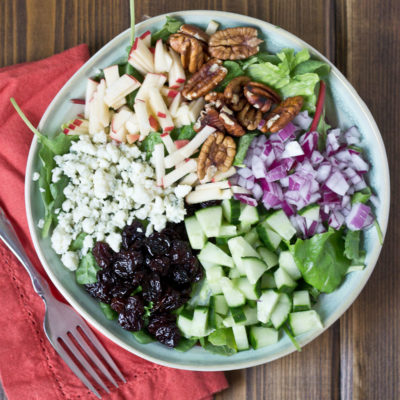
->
[[326, 170, 350, 196], [234, 193, 258, 207], [311, 150, 324, 164], [344, 126, 361, 145], [252, 183, 263, 201], [277, 122, 297, 142], [346, 203, 371, 230], [237, 167, 253, 179], [350, 152, 369, 173], [251, 156, 267, 179], [293, 111, 312, 130], [265, 165, 286, 182], [282, 141, 304, 158], [370, 195, 379, 208]]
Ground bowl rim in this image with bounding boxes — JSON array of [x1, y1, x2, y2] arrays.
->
[[25, 10, 390, 371]]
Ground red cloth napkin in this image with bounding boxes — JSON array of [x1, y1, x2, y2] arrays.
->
[[0, 45, 228, 400]]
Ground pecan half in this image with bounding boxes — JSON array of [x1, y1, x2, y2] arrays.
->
[[261, 96, 304, 133], [209, 27, 263, 60], [224, 76, 250, 105], [194, 107, 226, 132], [168, 33, 205, 73], [182, 58, 227, 100], [179, 24, 209, 42], [219, 112, 246, 137], [197, 131, 236, 180], [237, 102, 263, 130], [204, 91, 226, 103], [244, 81, 281, 113]]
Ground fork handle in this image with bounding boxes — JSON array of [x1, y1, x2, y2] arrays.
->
[[0, 207, 50, 300]]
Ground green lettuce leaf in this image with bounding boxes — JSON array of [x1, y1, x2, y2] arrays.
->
[[100, 303, 118, 320], [351, 187, 372, 204], [280, 72, 320, 112], [290, 229, 351, 293], [151, 16, 183, 43], [75, 252, 100, 285], [171, 124, 197, 140], [293, 59, 330, 79], [139, 132, 163, 160], [70, 232, 87, 251], [247, 61, 290, 89], [174, 337, 198, 352], [233, 133, 257, 166], [215, 61, 245, 91], [344, 230, 361, 261], [131, 330, 156, 344]]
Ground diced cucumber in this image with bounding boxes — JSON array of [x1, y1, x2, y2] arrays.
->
[[229, 267, 243, 279], [257, 221, 282, 251], [190, 279, 213, 306], [222, 199, 241, 224], [266, 210, 296, 240], [220, 277, 246, 307], [274, 267, 297, 293], [184, 216, 207, 250], [195, 206, 222, 237], [279, 251, 302, 280], [239, 204, 259, 226], [179, 307, 194, 320], [261, 273, 276, 289], [270, 293, 292, 329], [298, 204, 320, 221], [198, 242, 234, 268], [257, 290, 280, 323], [223, 306, 258, 327], [205, 266, 224, 281], [218, 223, 237, 238], [249, 326, 279, 349], [198, 259, 218, 270], [208, 306, 224, 329], [241, 257, 268, 284], [289, 310, 323, 336], [238, 222, 252, 234], [192, 306, 209, 337], [254, 240, 263, 248], [244, 229, 259, 246], [293, 290, 311, 311], [212, 295, 229, 315], [257, 246, 279, 270], [227, 236, 260, 274], [232, 325, 249, 350], [230, 306, 247, 324], [207, 279, 223, 295], [235, 277, 261, 300], [177, 314, 194, 338]]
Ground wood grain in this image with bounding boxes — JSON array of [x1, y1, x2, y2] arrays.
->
[[0, 1, 399, 399]]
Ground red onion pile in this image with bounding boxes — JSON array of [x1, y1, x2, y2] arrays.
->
[[230, 111, 376, 237]]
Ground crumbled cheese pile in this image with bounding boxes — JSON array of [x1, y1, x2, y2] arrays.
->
[[50, 132, 190, 270]]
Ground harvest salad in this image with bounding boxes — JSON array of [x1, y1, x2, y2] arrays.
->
[[15, 16, 382, 354]]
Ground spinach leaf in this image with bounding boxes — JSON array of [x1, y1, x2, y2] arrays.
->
[[216, 61, 245, 90], [70, 232, 87, 251], [151, 16, 183, 44], [290, 229, 351, 293], [131, 330, 156, 344], [170, 124, 197, 141], [233, 133, 257, 166], [175, 337, 198, 352], [139, 132, 163, 160], [351, 187, 372, 204], [75, 252, 100, 285], [199, 333, 237, 356], [100, 302, 118, 320]]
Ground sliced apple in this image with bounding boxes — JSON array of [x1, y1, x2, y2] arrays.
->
[[125, 113, 140, 135], [231, 186, 252, 195], [205, 20, 220, 35], [164, 125, 216, 168], [160, 133, 177, 154], [112, 107, 134, 132], [148, 87, 174, 133], [126, 133, 140, 144], [139, 30, 152, 47], [168, 49, 186, 88], [110, 127, 127, 143], [148, 115, 160, 132], [174, 103, 192, 127], [162, 159, 197, 188], [185, 187, 232, 204], [129, 37, 155, 73], [174, 139, 189, 149], [154, 39, 173, 73], [169, 92, 182, 118], [179, 172, 199, 186], [128, 57, 147, 76], [135, 72, 167, 102], [212, 166, 236, 182], [84, 79, 99, 119], [104, 74, 141, 108], [103, 65, 120, 87], [188, 97, 205, 122], [153, 143, 165, 186], [195, 181, 231, 191], [134, 100, 151, 140]]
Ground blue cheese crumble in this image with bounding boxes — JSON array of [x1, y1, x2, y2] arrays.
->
[[51, 134, 188, 263]]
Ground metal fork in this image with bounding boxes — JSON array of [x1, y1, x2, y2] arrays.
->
[[0, 207, 125, 398]]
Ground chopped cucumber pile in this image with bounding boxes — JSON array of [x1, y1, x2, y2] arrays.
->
[[177, 200, 324, 355]]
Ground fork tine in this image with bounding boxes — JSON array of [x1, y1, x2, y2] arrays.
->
[[62, 334, 110, 394], [78, 324, 126, 383], [53, 340, 102, 399], [72, 327, 119, 388]]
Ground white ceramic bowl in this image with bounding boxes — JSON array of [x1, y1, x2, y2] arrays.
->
[[25, 10, 390, 371]]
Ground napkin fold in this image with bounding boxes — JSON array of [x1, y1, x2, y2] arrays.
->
[[0, 45, 228, 400]]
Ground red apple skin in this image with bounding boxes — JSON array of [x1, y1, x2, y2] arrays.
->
[[174, 139, 190, 149], [157, 112, 167, 118], [148, 115, 159, 131]]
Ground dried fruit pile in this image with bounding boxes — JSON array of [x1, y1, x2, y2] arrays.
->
[[85, 220, 202, 347]]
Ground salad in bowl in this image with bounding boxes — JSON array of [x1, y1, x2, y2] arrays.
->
[[20, 11, 388, 367]]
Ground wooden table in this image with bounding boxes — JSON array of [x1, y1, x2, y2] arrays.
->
[[1, 1, 398, 399]]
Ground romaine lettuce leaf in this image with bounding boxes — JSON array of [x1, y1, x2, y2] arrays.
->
[[151, 16, 183, 43]]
